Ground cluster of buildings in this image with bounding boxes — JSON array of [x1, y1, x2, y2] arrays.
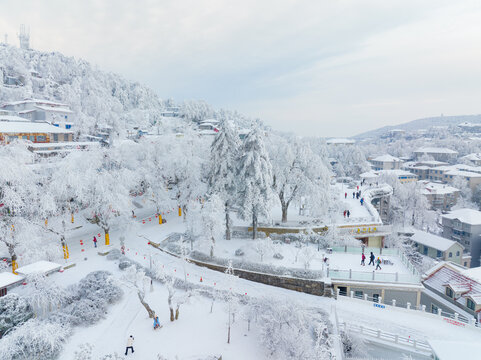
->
[[0, 98, 75, 146]]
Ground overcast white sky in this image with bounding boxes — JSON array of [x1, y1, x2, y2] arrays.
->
[[2, 0, 481, 137]]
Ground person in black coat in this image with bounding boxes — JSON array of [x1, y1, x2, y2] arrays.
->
[[368, 252, 375, 266]]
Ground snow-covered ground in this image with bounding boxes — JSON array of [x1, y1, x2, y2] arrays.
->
[[203, 238, 410, 275]]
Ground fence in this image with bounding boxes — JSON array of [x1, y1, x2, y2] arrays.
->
[[341, 322, 432, 357], [336, 289, 480, 330], [327, 246, 421, 284]]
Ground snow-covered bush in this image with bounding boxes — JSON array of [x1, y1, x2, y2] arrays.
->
[[73, 343, 93, 360], [235, 248, 245, 256], [0, 293, 34, 338], [52, 271, 122, 326], [340, 330, 367, 358], [0, 318, 70, 360], [106, 248, 122, 260], [25, 273, 69, 318]]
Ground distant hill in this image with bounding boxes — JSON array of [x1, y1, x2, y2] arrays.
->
[[354, 114, 481, 139]]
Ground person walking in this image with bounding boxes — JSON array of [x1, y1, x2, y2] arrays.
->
[[352, 192, 355, 199], [343, 210, 347, 218], [360, 198, 364, 206], [153, 316, 161, 330], [361, 253, 366, 266], [369, 252, 375, 266], [344, 192, 347, 199], [347, 210, 350, 218], [93, 236, 97, 248], [125, 335, 134, 355], [375, 257, 382, 270], [357, 185, 359, 190]]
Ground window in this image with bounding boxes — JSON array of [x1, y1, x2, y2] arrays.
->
[[437, 250, 442, 258], [29, 136, 34, 141], [355, 291, 363, 299], [53, 134, 58, 142], [449, 252, 453, 258], [456, 251, 460, 256], [431, 304, 439, 314], [373, 294, 380, 303], [464, 262, 468, 266], [423, 247, 428, 255], [467, 299, 476, 311], [446, 287, 453, 298], [36, 135, 46, 142]]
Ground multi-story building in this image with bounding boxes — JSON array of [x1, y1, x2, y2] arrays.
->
[[409, 229, 466, 265], [460, 153, 481, 166], [1, 98, 74, 129], [370, 154, 403, 171], [442, 208, 481, 267], [419, 181, 459, 211], [413, 147, 458, 163]]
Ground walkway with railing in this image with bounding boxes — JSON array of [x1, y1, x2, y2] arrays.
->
[[326, 246, 421, 284], [341, 322, 432, 358]]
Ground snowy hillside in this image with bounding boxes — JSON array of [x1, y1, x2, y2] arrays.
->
[[354, 114, 481, 139], [0, 44, 171, 134]]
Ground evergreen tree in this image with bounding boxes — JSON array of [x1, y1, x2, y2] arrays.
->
[[237, 126, 273, 239], [208, 119, 240, 239]]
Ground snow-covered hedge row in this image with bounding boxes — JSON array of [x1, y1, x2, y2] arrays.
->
[[188, 250, 324, 280], [0, 271, 123, 360]]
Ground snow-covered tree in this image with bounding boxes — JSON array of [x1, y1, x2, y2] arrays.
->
[[224, 261, 239, 344], [200, 195, 225, 257], [122, 265, 157, 319], [268, 136, 331, 222], [0, 293, 34, 338], [253, 237, 273, 262], [208, 119, 240, 239], [237, 127, 273, 239]]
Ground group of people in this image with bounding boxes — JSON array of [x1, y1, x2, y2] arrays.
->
[[361, 251, 382, 270]]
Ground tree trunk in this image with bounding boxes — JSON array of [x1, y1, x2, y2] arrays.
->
[[281, 203, 288, 223], [210, 236, 215, 258], [175, 305, 180, 320], [169, 307, 175, 322], [252, 212, 257, 240], [137, 292, 155, 318], [168, 294, 174, 321], [225, 204, 231, 240]]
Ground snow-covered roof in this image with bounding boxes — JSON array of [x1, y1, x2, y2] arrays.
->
[[442, 208, 481, 225], [0, 272, 25, 289], [0, 121, 73, 134], [34, 105, 73, 113], [326, 138, 355, 145], [414, 147, 458, 155], [377, 169, 417, 177], [28, 141, 99, 149], [461, 153, 481, 161], [423, 262, 481, 309], [16, 260, 62, 276], [463, 267, 481, 284], [444, 169, 481, 178], [420, 182, 459, 195], [371, 154, 402, 162], [466, 293, 481, 304], [0, 114, 30, 122], [418, 160, 449, 166], [1, 98, 68, 107], [359, 171, 378, 179], [410, 229, 460, 252]]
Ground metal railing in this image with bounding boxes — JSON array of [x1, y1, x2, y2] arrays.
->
[[341, 322, 432, 355]]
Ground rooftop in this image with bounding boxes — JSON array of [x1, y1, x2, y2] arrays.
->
[[410, 229, 461, 252], [420, 181, 459, 195], [16, 260, 62, 276], [414, 147, 458, 154], [326, 138, 355, 145], [0, 121, 73, 134], [371, 154, 402, 162], [1, 98, 68, 107], [442, 208, 481, 225]]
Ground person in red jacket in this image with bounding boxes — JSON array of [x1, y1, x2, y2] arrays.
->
[[93, 236, 97, 248]]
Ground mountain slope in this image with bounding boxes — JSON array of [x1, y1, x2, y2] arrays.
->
[[354, 114, 481, 139], [0, 44, 169, 134]]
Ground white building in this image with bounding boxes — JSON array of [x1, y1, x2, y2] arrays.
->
[[370, 154, 403, 171], [419, 181, 459, 211], [413, 147, 458, 162], [326, 138, 355, 146], [460, 153, 481, 166], [1, 98, 74, 129]]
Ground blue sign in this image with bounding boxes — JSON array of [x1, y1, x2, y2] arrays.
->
[[373, 303, 385, 309]]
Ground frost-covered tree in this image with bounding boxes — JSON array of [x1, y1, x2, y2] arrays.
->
[[200, 195, 225, 257], [224, 261, 239, 344], [268, 136, 331, 222], [122, 265, 156, 319], [25, 274, 69, 318], [254, 237, 273, 262], [237, 127, 273, 239], [208, 119, 240, 239], [298, 246, 318, 269]]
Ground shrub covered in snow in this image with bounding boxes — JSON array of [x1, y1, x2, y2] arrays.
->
[[0, 293, 34, 338], [0, 318, 70, 360], [106, 248, 122, 260], [234, 248, 245, 256], [51, 271, 123, 326]]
